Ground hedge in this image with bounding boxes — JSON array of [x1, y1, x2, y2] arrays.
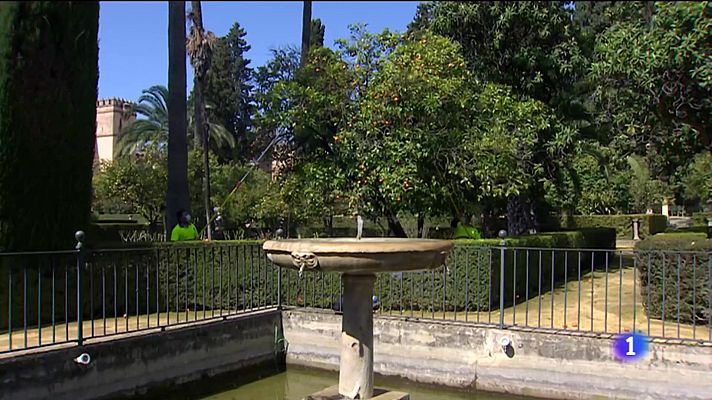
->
[[665, 225, 711, 237], [691, 212, 712, 226], [0, 2, 99, 251], [635, 233, 712, 327], [542, 214, 668, 239]]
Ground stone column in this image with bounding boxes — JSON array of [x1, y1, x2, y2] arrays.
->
[[632, 218, 641, 241], [339, 273, 375, 399]]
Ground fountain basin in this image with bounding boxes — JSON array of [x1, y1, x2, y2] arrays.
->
[[262, 238, 453, 275]]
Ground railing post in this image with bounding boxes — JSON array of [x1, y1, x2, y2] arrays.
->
[[498, 230, 507, 328], [75, 230, 85, 346], [275, 229, 283, 309], [277, 267, 282, 310]]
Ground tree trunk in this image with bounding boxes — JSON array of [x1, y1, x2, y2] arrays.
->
[[385, 210, 407, 238], [506, 194, 538, 237], [166, 1, 190, 239], [0, 2, 99, 251], [417, 214, 425, 238], [300, 0, 312, 67], [189, 0, 212, 240], [199, 83, 212, 240]]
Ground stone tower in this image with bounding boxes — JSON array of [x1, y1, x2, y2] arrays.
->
[[94, 98, 136, 163]]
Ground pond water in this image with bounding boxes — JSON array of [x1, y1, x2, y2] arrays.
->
[[198, 366, 532, 400]]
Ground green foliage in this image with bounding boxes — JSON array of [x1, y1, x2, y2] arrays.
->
[[310, 19, 325, 48], [468, 84, 577, 201], [93, 146, 274, 234], [339, 33, 476, 221], [635, 232, 712, 326], [93, 146, 167, 225], [543, 214, 668, 239], [692, 212, 712, 226], [627, 155, 669, 213], [677, 152, 712, 209], [428, 1, 588, 108], [118, 85, 235, 157], [0, 2, 99, 251], [546, 142, 623, 214], [589, 2, 710, 179], [203, 22, 254, 161]]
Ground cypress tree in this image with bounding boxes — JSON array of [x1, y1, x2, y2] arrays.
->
[[0, 2, 99, 251]]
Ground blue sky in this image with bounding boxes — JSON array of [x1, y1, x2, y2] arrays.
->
[[98, 1, 421, 101]]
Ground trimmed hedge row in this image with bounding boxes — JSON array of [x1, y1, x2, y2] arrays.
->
[[635, 233, 712, 327], [542, 214, 668, 239], [691, 212, 712, 226]]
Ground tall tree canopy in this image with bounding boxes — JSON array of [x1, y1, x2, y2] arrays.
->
[[0, 1, 99, 251], [427, 1, 588, 109], [204, 22, 254, 161]]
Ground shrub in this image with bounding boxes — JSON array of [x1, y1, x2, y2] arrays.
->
[[665, 225, 711, 237], [0, 2, 99, 251], [542, 214, 668, 239], [692, 212, 712, 226], [635, 234, 712, 327]]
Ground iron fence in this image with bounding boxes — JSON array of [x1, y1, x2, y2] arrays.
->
[[0, 234, 278, 354], [279, 244, 712, 344], [2, 235, 711, 355]]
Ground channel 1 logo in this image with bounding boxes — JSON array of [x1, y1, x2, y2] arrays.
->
[[612, 332, 649, 362]]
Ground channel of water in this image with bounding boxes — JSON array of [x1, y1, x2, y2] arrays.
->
[[196, 366, 534, 400]]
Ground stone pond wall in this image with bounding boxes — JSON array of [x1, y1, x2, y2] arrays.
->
[[0, 310, 284, 400], [282, 308, 712, 400]]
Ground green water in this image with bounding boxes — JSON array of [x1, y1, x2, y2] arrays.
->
[[199, 366, 532, 400]]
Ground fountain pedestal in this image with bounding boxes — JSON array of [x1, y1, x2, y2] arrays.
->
[[339, 274, 375, 398]]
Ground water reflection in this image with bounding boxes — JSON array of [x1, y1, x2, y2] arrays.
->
[[199, 366, 529, 400]]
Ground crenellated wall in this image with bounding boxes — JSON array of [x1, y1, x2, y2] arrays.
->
[[94, 98, 136, 163]]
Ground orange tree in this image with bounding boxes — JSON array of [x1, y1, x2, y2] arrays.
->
[[337, 33, 479, 237]]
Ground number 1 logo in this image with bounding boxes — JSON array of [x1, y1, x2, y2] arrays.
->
[[625, 336, 636, 356], [613, 332, 649, 362]]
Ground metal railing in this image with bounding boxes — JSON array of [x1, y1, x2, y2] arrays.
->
[[279, 244, 712, 344], [2, 235, 711, 355], [0, 233, 278, 354]]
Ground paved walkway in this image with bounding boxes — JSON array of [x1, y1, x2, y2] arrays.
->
[[616, 239, 637, 250]]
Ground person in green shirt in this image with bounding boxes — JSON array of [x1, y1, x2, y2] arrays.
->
[[451, 217, 481, 240], [171, 209, 199, 241]]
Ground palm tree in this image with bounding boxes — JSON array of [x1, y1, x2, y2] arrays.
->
[[116, 84, 235, 157], [166, 0, 190, 238], [187, 0, 216, 239], [116, 85, 168, 157], [300, 1, 312, 66]]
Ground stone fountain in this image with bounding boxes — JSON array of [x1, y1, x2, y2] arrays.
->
[[263, 235, 453, 400]]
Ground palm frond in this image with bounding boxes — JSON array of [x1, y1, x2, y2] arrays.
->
[[116, 119, 167, 157], [578, 142, 610, 179], [136, 85, 169, 116], [626, 154, 650, 182]]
